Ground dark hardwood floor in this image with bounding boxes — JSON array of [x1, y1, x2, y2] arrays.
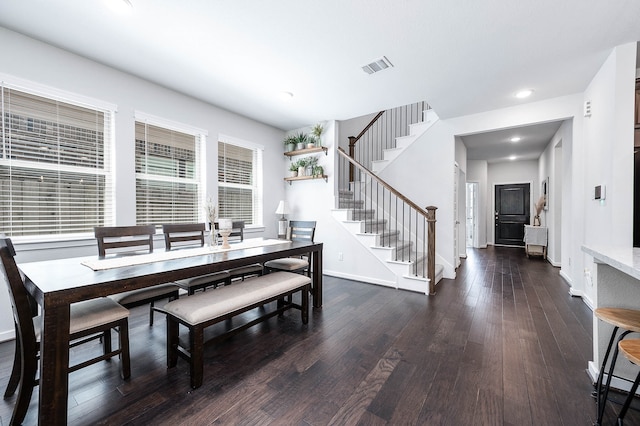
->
[[1, 246, 639, 425]]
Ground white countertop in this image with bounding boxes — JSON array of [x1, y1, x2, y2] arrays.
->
[[582, 245, 640, 281]]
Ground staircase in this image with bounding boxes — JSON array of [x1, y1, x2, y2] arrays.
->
[[332, 182, 443, 295]]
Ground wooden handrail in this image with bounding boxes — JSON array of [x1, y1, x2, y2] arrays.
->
[[348, 110, 384, 182], [338, 147, 428, 216]]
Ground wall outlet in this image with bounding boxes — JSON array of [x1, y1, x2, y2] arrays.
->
[[585, 269, 593, 287], [338, 252, 343, 261]]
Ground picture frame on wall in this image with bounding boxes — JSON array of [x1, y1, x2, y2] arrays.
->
[[542, 177, 549, 210]]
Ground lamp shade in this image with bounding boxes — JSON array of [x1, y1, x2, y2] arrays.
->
[[275, 200, 289, 216]]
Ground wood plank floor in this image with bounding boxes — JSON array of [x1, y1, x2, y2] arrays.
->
[[1, 246, 639, 425]]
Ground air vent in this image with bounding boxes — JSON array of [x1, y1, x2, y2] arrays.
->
[[362, 56, 394, 75]]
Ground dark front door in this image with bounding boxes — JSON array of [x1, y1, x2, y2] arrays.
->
[[495, 183, 530, 246]]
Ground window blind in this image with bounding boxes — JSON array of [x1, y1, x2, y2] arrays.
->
[[0, 86, 113, 237], [218, 140, 262, 225], [135, 121, 201, 226]]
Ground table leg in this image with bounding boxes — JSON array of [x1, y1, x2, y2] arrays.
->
[[312, 248, 322, 308], [38, 302, 71, 425]]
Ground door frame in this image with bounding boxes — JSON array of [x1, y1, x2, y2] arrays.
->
[[491, 180, 534, 245], [466, 181, 479, 248]]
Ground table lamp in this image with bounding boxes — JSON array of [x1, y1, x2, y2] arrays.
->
[[275, 200, 289, 239]]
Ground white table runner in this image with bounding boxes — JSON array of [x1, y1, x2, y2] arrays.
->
[[81, 238, 288, 271]]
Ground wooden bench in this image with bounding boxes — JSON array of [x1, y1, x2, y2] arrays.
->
[[159, 271, 311, 389]]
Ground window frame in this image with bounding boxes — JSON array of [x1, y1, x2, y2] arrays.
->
[[134, 111, 207, 227], [217, 134, 264, 228], [0, 77, 116, 242]]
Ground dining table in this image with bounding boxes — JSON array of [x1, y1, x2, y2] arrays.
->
[[17, 238, 323, 425]]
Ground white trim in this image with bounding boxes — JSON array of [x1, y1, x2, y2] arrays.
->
[[134, 111, 208, 136], [0, 73, 117, 112], [219, 133, 265, 151], [323, 270, 397, 288], [587, 361, 640, 396], [0, 328, 15, 343]]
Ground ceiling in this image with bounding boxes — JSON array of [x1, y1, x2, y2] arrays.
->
[[1, 0, 639, 161]]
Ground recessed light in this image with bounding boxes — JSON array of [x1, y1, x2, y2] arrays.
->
[[106, 0, 133, 13], [515, 89, 533, 99], [510, 137, 521, 143], [509, 155, 517, 161]]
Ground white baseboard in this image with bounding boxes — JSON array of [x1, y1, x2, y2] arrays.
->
[[559, 270, 573, 286], [587, 361, 640, 395], [323, 270, 396, 288], [0, 328, 15, 343]]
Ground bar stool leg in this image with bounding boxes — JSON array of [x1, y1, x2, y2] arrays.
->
[[616, 370, 640, 425], [596, 328, 633, 425]]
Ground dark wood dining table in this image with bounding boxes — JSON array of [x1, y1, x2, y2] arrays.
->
[[17, 239, 323, 425]]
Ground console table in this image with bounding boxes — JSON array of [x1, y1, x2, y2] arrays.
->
[[524, 225, 547, 259]]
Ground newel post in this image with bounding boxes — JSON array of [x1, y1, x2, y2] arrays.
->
[[348, 136, 356, 183], [426, 206, 437, 295]]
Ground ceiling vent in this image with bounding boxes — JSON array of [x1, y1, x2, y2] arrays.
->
[[362, 56, 394, 75]]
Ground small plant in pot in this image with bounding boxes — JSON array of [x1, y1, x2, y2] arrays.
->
[[312, 165, 324, 177], [311, 123, 324, 146], [288, 161, 299, 177], [304, 156, 318, 176], [284, 135, 296, 153], [296, 157, 309, 176], [292, 132, 308, 150]]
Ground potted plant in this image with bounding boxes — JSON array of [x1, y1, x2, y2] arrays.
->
[[296, 157, 308, 176], [284, 135, 296, 153], [292, 132, 308, 150], [288, 161, 299, 177], [311, 123, 324, 146], [304, 156, 318, 176], [312, 165, 324, 177]]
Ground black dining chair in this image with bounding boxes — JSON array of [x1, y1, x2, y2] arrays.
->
[[264, 220, 316, 277], [214, 220, 264, 281], [162, 223, 231, 294], [0, 236, 131, 426], [94, 225, 179, 326]]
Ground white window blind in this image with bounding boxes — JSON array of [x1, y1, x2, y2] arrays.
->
[[135, 121, 201, 226], [218, 140, 263, 225], [0, 85, 113, 237]]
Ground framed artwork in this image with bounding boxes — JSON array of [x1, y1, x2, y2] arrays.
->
[[542, 177, 549, 210]]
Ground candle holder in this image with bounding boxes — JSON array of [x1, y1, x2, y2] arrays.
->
[[218, 218, 233, 249]]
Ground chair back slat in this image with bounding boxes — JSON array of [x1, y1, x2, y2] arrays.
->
[[287, 220, 316, 242], [162, 223, 206, 250], [214, 220, 245, 242], [94, 225, 156, 257], [0, 237, 38, 357]]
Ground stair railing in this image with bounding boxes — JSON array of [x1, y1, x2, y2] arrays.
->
[[337, 147, 438, 295], [347, 101, 430, 180]]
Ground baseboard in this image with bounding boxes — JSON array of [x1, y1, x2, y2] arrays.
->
[[548, 258, 561, 267], [559, 270, 573, 287], [323, 270, 397, 288], [587, 361, 640, 396], [0, 328, 15, 343]]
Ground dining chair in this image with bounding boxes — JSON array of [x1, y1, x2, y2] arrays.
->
[[162, 223, 231, 295], [94, 225, 179, 326], [264, 220, 316, 277], [0, 236, 131, 426], [214, 220, 263, 282]]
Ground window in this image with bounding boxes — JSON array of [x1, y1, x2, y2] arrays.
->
[[135, 117, 203, 226], [0, 84, 113, 238], [218, 137, 263, 226]]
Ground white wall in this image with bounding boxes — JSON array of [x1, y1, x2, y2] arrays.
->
[[581, 43, 637, 306], [0, 27, 287, 341]]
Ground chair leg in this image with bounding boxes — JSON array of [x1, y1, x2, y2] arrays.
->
[[102, 329, 113, 356], [597, 328, 633, 424], [10, 340, 37, 426], [149, 301, 155, 326], [4, 326, 21, 398], [118, 320, 131, 380], [301, 286, 309, 325]]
